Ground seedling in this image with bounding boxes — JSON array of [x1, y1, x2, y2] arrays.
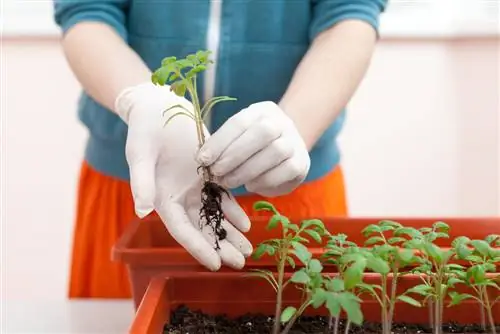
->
[[249, 200, 329, 334], [151, 50, 236, 249], [356, 220, 421, 334], [397, 222, 464, 334], [450, 234, 500, 334]]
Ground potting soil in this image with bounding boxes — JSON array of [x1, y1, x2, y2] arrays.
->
[[164, 305, 499, 334]]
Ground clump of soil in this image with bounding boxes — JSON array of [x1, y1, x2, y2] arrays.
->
[[198, 167, 229, 250], [164, 305, 500, 334]]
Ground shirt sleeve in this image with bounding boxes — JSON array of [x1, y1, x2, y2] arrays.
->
[[309, 0, 388, 41], [53, 0, 130, 40]]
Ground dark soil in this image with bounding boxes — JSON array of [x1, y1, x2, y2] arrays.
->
[[164, 305, 500, 334], [199, 178, 229, 250]]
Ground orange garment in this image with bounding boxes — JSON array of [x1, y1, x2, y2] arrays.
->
[[68, 161, 348, 298]]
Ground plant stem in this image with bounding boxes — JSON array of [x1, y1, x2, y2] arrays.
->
[[344, 321, 351, 334], [381, 276, 389, 334], [273, 248, 287, 334], [280, 298, 310, 334], [388, 267, 399, 328], [333, 316, 340, 334], [482, 286, 497, 334]]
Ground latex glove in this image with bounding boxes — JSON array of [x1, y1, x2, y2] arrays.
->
[[115, 82, 253, 271], [197, 101, 310, 197]]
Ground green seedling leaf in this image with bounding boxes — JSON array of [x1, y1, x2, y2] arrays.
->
[[365, 236, 384, 246], [366, 256, 390, 275], [290, 241, 312, 265], [292, 236, 309, 244], [308, 259, 323, 274], [406, 284, 433, 296], [388, 237, 407, 245], [452, 236, 471, 247], [338, 292, 363, 325], [161, 56, 177, 66], [325, 294, 341, 317], [171, 81, 187, 96], [433, 221, 450, 232], [267, 214, 288, 230], [301, 219, 325, 231], [448, 292, 474, 306], [470, 240, 491, 257], [361, 224, 381, 236], [398, 295, 422, 307], [398, 248, 415, 263], [252, 243, 268, 260], [290, 270, 310, 284], [253, 201, 278, 214], [394, 227, 422, 239], [286, 256, 296, 268], [469, 265, 487, 284], [485, 234, 500, 245], [280, 306, 296, 323], [455, 244, 472, 260], [344, 257, 367, 289], [287, 223, 299, 232], [327, 278, 345, 292], [379, 220, 403, 229], [311, 288, 327, 308], [304, 229, 322, 243]]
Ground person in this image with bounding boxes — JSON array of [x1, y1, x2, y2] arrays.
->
[[53, 0, 387, 299]]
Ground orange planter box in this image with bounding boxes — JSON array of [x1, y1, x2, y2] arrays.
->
[[112, 215, 499, 309], [129, 272, 500, 334]]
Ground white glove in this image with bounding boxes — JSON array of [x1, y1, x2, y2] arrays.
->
[[197, 101, 310, 197], [115, 82, 253, 271]]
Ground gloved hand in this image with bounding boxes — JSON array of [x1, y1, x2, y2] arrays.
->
[[115, 82, 253, 271], [197, 101, 311, 197]]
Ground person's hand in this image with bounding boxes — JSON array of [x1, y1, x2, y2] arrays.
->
[[115, 82, 253, 271], [197, 101, 310, 197]]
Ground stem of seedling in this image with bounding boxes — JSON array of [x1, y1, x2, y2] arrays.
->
[[274, 247, 287, 334]]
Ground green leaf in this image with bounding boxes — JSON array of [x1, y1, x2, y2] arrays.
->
[[325, 294, 341, 317], [424, 243, 443, 262], [304, 229, 322, 243], [455, 244, 472, 260], [253, 201, 278, 214], [398, 249, 415, 263], [433, 221, 450, 232], [361, 224, 381, 236], [397, 295, 422, 307], [290, 241, 312, 265], [344, 257, 367, 289], [452, 236, 471, 247], [448, 292, 474, 306], [366, 256, 390, 275], [311, 288, 327, 308], [252, 243, 267, 260], [338, 292, 364, 325], [287, 224, 299, 232], [290, 270, 310, 284], [171, 81, 187, 96], [308, 259, 323, 274], [388, 237, 407, 245], [301, 219, 325, 231], [405, 284, 432, 296], [394, 227, 422, 239], [465, 255, 483, 263], [379, 220, 403, 229], [485, 234, 500, 245], [365, 236, 385, 246], [286, 256, 296, 268], [161, 56, 177, 66], [470, 265, 487, 284], [280, 306, 296, 323], [327, 278, 345, 292], [470, 240, 491, 257]]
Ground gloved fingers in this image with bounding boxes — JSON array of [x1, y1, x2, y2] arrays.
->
[[220, 136, 293, 189], [222, 220, 253, 258], [187, 206, 246, 270], [245, 156, 308, 196], [208, 116, 281, 177], [248, 176, 303, 197], [125, 134, 157, 218], [157, 201, 222, 271], [197, 106, 261, 167], [221, 191, 251, 232]]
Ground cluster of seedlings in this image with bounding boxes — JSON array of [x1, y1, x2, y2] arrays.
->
[[251, 201, 500, 334]]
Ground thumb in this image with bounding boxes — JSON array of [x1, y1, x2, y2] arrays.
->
[[126, 136, 157, 218]]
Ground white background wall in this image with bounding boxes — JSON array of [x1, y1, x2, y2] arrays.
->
[[1, 1, 499, 301]]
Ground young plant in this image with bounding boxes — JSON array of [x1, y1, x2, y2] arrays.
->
[[249, 201, 329, 334], [449, 234, 500, 334], [397, 222, 464, 334], [357, 220, 422, 334], [321, 234, 364, 333], [151, 50, 236, 249]]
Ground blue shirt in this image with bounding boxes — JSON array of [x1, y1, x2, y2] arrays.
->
[[53, 0, 387, 196]]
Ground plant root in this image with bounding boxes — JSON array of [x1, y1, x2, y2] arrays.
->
[[198, 166, 229, 250]]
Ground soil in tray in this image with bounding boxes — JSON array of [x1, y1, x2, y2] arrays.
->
[[164, 305, 500, 334]]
